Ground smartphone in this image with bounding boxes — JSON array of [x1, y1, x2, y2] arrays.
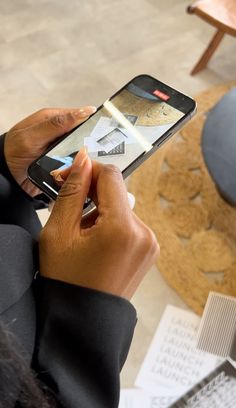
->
[[28, 74, 196, 203]]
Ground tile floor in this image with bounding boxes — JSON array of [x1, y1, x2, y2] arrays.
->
[[1, 0, 235, 388]]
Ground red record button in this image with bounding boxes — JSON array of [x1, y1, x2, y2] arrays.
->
[[153, 89, 170, 101]]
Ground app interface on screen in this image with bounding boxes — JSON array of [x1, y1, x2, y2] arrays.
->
[[38, 82, 184, 176]]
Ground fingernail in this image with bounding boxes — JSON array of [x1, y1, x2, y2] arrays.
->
[[50, 169, 62, 178], [50, 169, 65, 186], [73, 147, 88, 168], [55, 174, 64, 182], [73, 106, 97, 118]]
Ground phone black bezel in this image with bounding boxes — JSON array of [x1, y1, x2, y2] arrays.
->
[[28, 74, 197, 200]]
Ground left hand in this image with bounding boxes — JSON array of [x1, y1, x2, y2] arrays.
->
[[4, 106, 96, 196]]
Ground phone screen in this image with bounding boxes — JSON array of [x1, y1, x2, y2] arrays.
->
[[37, 76, 187, 180]]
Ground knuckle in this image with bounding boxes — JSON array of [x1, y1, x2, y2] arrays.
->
[[150, 232, 160, 257], [65, 111, 74, 122], [102, 164, 121, 178], [37, 108, 58, 122], [50, 114, 66, 129], [139, 225, 159, 256], [59, 177, 83, 198]]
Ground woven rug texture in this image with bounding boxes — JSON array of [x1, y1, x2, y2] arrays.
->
[[129, 82, 236, 315]]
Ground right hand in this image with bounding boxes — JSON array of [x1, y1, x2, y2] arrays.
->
[[39, 150, 159, 300]]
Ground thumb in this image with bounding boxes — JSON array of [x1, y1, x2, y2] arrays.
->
[[51, 148, 92, 228]]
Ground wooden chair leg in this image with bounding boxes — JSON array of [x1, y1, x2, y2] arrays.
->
[[191, 30, 225, 75]]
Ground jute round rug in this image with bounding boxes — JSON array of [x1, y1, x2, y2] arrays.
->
[[129, 81, 236, 315]]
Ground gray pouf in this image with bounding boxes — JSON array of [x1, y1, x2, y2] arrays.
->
[[202, 88, 236, 206]]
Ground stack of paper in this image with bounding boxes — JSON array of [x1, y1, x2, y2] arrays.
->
[[119, 305, 222, 408]]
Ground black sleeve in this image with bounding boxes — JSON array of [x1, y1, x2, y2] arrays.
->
[[34, 278, 137, 408], [0, 133, 49, 210]]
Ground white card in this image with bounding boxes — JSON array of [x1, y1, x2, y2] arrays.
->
[[119, 389, 150, 408], [83, 136, 101, 153], [84, 116, 127, 153], [119, 389, 176, 408], [90, 116, 114, 141], [83, 115, 175, 153], [135, 305, 222, 404]]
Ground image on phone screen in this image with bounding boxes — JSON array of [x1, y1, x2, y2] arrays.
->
[[36, 78, 186, 180]]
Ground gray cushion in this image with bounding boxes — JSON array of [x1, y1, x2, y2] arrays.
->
[[202, 88, 236, 206]]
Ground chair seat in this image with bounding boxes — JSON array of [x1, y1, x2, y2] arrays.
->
[[202, 88, 236, 206], [188, 0, 236, 37]]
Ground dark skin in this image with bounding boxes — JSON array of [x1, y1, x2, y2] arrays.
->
[[4, 106, 96, 196], [4, 108, 159, 299]]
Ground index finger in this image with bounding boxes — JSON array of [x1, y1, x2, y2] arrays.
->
[[10, 107, 90, 131], [93, 162, 131, 219]]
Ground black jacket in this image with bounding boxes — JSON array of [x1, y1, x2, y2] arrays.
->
[[0, 134, 137, 408]]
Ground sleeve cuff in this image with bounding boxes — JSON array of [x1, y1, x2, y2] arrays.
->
[[34, 277, 137, 407], [0, 133, 18, 183], [0, 133, 48, 209]]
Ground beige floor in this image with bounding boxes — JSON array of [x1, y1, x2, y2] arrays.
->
[[1, 0, 235, 389]]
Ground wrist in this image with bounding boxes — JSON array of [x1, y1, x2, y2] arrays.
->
[[0, 134, 36, 203]]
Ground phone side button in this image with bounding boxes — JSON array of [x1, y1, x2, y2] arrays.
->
[[158, 132, 172, 147]]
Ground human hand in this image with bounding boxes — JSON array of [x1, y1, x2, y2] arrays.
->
[[39, 151, 159, 300], [4, 106, 96, 196]]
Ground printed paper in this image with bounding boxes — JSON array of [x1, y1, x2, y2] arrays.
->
[[119, 389, 176, 408], [135, 305, 222, 404]]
